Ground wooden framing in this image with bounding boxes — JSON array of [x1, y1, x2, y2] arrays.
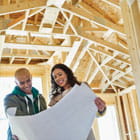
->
[[120, 0, 140, 107], [0, 0, 140, 139]]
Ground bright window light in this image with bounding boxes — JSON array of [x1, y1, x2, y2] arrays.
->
[[97, 105, 121, 140], [0, 77, 42, 140]]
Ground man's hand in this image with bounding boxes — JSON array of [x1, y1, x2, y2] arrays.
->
[[95, 97, 106, 112], [12, 135, 19, 140]]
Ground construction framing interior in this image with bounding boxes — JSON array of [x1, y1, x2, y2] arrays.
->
[[0, 0, 140, 139]]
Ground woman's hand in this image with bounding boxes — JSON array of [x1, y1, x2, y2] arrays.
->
[[12, 135, 19, 140], [95, 97, 106, 113]]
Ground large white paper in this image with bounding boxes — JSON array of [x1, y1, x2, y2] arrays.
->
[[8, 83, 98, 140]]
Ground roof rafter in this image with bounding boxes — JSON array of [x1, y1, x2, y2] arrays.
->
[[0, 0, 47, 15], [79, 32, 129, 56], [62, 2, 124, 35]]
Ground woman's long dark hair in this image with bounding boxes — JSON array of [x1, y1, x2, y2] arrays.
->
[[50, 63, 80, 97]]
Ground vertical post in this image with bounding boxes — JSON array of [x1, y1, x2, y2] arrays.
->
[[41, 66, 51, 104], [0, 35, 5, 62], [128, 90, 140, 139], [115, 96, 127, 140]]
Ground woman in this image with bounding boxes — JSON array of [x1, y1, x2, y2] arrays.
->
[[48, 63, 106, 140]]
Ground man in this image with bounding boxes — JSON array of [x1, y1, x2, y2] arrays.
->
[[4, 68, 47, 140]]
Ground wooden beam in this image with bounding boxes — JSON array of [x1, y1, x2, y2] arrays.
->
[[22, 10, 30, 31], [5, 29, 76, 38], [105, 63, 126, 73], [42, 65, 51, 103], [128, 90, 140, 139], [119, 85, 135, 95], [0, 64, 47, 76], [87, 66, 99, 84], [62, 3, 124, 35], [39, 7, 60, 33], [70, 40, 90, 72], [78, 1, 118, 24], [0, 35, 5, 61], [104, 68, 132, 93], [7, 8, 45, 30], [89, 46, 131, 65], [41, 70, 49, 102], [45, 51, 58, 65], [9, 56, 15, 64], [79, 32, 129, 56], [115, 96, 128, 140], [102, 0, 120, 9], [113, 81, 128, 89], [2, 53, 50, 59], [61, 10, 78, 35], [64, 39, 83, 66], [3, 43, 71, 52], [0, 0, 47, 15], [84, 60, 93, 81], [87, 49, 117, 93], [7, 15, 25, 29], [87, 52, 118, 86], [122, 94, 136, 139]]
